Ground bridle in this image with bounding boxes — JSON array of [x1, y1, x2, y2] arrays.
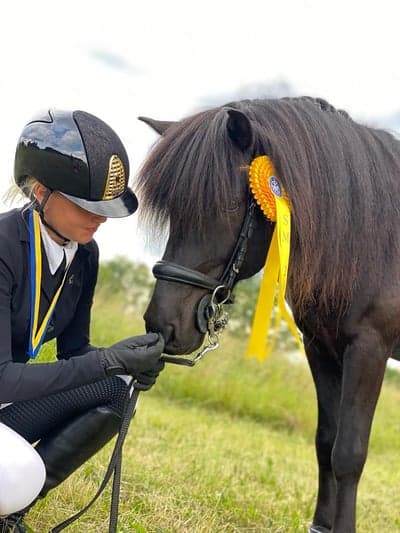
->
[[153, 199, 257, 365]]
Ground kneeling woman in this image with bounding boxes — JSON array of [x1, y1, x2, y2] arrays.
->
[[0, 110, 164, 532]]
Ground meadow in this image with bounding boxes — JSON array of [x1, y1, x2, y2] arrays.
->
[[28, 291, 400, 532]]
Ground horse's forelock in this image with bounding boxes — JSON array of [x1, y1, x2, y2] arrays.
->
[[135, 106, 248, 239]]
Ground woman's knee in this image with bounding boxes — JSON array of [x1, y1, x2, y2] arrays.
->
[[0, 423, 45, 515]]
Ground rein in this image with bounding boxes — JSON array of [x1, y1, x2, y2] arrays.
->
[[153, 199, 257, 365], [50, 384, 139, 533]]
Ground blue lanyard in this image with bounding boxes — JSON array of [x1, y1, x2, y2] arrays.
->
[[28, 209, 70, 358]]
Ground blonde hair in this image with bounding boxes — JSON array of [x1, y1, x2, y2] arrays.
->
[[3, 177, 39, 206]]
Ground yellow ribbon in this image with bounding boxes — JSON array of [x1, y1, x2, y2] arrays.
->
[[246, 156, 303, 361], [28, 209, 71, 358]]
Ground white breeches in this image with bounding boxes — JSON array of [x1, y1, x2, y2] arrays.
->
[[0, 423, 45, 516]]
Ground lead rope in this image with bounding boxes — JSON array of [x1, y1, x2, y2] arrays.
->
[[109, 446, 122, 532], [49, 385, 139, 533]]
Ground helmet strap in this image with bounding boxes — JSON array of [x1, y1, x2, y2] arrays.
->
[[34, 190, 70, 245]]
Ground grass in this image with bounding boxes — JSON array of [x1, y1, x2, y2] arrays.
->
[[27, 294, 400, 532]]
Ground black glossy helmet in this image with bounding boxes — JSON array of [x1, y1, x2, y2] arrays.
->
[[14, 109, 138, 218]]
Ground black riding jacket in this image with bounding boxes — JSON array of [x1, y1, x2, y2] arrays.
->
[[0, 208, 106, 403]]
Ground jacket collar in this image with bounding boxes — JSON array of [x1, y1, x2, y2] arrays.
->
[[17, 206, 92, 303], [17, 206, 30, 243]]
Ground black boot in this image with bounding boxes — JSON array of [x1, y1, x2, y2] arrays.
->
[[0, 511, 32, 533], [34, 405, 122, 497], [0, 406, 121, 532]]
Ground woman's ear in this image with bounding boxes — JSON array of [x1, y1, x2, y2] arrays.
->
[[32, 182, 47, 203]]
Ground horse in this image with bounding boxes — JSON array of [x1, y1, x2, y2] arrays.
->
[[135, 96, 400, 533]]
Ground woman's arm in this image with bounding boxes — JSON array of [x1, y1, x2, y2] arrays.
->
[[0, 353, 106, 403]]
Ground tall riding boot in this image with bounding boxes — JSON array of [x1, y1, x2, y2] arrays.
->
[[35, 405, 122, 497], [0, 512, 32, 533], [0, 406, 121, 532]]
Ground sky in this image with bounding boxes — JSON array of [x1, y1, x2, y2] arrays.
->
[[1, 0, 400, 264]]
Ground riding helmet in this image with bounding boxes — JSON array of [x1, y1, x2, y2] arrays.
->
[[14, 109, 138, 217]]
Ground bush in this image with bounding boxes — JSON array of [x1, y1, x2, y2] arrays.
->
[[97, 257, 155, 313]]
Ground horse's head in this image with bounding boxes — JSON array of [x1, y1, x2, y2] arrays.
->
[[137, 108, 272, 354]]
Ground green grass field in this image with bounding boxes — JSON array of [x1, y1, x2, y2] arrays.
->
[[28, 294, 400, 532]]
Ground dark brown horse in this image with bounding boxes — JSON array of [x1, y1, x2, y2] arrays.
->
[[136, 96, 400, 533]]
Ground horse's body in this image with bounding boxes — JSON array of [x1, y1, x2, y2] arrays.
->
[[136, 97, 400, 532]]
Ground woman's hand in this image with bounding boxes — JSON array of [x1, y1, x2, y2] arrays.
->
[[100, 333, 165, 390]]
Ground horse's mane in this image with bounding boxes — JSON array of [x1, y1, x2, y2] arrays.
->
[[136, 96, 400, 313]]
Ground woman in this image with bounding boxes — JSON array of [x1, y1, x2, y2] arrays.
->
[[0, 109, 165, 532]]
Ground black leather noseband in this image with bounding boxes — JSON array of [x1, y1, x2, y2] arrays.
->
[[152, 261, 221, 292]]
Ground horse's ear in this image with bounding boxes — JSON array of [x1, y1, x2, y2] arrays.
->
[[138, 116, 176, 136], [226, 109, 253, 152]]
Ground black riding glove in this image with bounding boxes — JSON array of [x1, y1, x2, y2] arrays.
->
[[100, 332, 165, 390]]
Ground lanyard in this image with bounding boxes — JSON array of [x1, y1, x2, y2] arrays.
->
[[28, 209, 71, 359]]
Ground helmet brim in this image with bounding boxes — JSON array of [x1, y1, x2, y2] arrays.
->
[[60, 187, 138, 218]]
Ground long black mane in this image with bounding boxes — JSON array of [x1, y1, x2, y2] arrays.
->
[[136, 96, 400, 313]]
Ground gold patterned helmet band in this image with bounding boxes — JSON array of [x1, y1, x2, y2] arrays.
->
[[103, 155, 126, 200]]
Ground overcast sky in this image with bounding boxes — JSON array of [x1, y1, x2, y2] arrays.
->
[[1, 0, 400, 264]]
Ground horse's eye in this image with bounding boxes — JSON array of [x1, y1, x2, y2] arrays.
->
[[222, 197, 241, 213]]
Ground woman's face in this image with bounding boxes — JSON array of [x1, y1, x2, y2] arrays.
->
[[34, 183, 107, 244]]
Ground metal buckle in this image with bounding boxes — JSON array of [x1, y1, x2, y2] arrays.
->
[[161, 285, 231, 367]]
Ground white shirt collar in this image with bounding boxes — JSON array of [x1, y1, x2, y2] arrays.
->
[[38, 218, 78, 274]]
